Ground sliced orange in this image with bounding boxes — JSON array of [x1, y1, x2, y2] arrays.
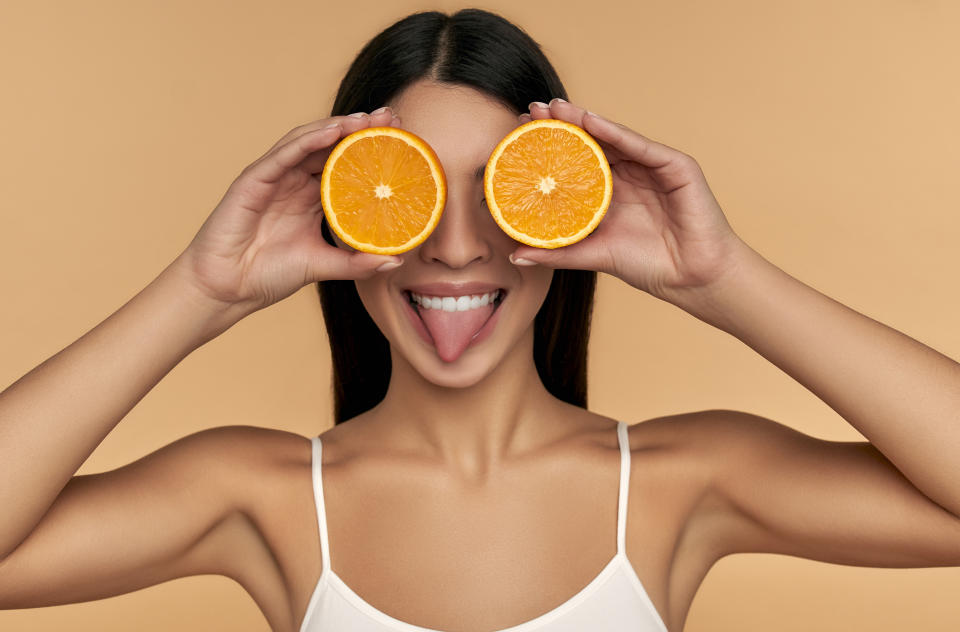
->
[[321, 126, 446, 255], [484, 118, 612, 249]]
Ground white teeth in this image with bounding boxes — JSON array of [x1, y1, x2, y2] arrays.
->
[[410, 290, 501, 312]]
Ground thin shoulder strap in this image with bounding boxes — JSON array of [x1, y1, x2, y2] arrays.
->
[[310, 436, 332, 579], [616, 420, 631, 554]]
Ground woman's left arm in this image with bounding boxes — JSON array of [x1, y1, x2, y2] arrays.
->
[[514, 99, 960, 521], [669, 233, 960, 520]]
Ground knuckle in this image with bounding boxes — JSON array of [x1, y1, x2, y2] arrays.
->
[[678, 152, 700, 170]]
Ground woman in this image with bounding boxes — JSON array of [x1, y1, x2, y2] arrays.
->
[[1, 8, 958, 632]]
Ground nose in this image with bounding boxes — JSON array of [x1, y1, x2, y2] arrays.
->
[[417, 187, 493, 268]]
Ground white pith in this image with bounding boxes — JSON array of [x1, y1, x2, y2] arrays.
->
[[537, 175, 557, 194], [409, 290, 502, 312]]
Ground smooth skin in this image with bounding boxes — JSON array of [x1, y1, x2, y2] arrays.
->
[[2, 82, 960, 632]]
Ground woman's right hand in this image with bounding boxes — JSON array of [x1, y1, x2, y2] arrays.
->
[[174, 107, 404, 316]]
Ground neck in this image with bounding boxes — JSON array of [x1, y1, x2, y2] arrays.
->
[[364, 327, 567, 476]]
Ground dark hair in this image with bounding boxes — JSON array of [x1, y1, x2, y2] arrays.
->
[[317, 8, 597, 424]]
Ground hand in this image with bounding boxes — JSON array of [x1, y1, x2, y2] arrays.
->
[[510, 99, 747, 303], [174, 108, 404, 315]]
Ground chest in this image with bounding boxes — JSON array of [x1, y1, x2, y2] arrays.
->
[[250, 436, 716, 632]]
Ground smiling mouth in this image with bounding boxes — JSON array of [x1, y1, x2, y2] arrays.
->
[[403, 288, 507, 319], [399, 288, 508, 362]]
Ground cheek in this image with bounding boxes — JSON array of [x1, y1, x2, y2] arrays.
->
[[353, 279, 394, 333], [520, 267, 555, 312]]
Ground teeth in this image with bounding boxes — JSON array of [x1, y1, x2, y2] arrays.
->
[[410, 290, 502, 312]]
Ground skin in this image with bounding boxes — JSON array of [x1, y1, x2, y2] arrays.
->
[[2, 78, 959, 632], [329, 80, 581, 474]]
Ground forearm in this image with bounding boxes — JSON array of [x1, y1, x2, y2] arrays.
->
[[0, 256, 246, 558], [673, 238, 960, 517]]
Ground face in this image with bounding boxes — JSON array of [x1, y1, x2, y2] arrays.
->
[[330, 79, 554, 388]]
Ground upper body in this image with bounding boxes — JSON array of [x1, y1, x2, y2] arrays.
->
[[2, 8, 960, 632], [4, 404, 960, 632]]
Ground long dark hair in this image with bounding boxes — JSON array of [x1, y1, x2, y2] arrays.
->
[[317, 9, 597, 424]]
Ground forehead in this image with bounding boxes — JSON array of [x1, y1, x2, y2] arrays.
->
[[387, 80, 520, 175]]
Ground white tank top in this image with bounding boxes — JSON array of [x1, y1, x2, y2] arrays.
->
[[299, 420, 669, 632]]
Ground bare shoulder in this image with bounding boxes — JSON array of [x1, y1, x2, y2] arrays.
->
[[0, 423, 315, 625], [179, 424, 315, 494], [612, 410, 752, 632], [659, 409, 960, 568], [189, 424, 322, 631]]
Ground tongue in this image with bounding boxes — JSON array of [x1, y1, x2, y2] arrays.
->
[[418, 302, 496, 363]]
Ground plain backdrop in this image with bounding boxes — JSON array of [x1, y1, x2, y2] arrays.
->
[[2, 0, 959, 630]]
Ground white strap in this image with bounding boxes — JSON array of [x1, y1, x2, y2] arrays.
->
[[311, 436, 332, 578], [616, 421, 630, 553]]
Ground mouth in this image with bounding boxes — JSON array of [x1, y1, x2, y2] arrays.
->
[[399, 287, 509, 361], [402, 288, 507, 316]]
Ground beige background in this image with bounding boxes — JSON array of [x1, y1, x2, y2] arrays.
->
[[2, 0, 959, 629]]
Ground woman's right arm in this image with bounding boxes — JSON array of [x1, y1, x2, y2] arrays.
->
[[0, 256, 244, 561], [0, 107, 402, 610]]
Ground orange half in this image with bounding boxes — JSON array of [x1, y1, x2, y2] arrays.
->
[[321, 126, 446, 255], [484, 118, 612, 249]]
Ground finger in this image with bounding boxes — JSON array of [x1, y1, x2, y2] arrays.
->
[[367, 106, 396, 123], [546, 97, 590, 126], [526, 98, 589, 127], [301, 243, 403, 283], [261, 117, 343, 158], [251, 124, 344, 184], [263, 107, 394, 157], [507, 237, 608, 274], [580, 112, 678, 169], [254, 110, 382, 182], [527, 101, 552, 121]]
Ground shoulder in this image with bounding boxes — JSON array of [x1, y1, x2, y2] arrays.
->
[[614, 411, 778, 582], [623, 407, 790, 461], [173, 424, 313, 466], [163, 425, 315, 505], [621, 408, 801, 494], [618, 410, 780, 547]]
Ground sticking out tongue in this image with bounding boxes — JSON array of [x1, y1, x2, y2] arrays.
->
[[418, 300, 497, 363]]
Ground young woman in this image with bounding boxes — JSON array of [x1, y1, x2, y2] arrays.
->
[[2, 8, 958, 632]]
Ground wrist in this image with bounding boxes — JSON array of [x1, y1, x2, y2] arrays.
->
[[663, 237, 772, 334], [154, 256, 254, 345]]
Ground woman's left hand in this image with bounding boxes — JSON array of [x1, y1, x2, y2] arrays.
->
[[509, 99, 747, 304]]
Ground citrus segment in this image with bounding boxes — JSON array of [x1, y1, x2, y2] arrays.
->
[[321, 126, 446, 255], [484, 119, 612, 248]]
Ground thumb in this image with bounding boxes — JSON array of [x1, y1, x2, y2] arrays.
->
[[509, 244, 591, 270], [304, 245, 403, 282]]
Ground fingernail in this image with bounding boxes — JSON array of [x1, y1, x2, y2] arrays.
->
[[376, 259, 402, 272], [371, 106, 390, 115], [348, 112, 368, 118], [509, 254, 536, 266], [550, 97, 567, 105], [529, 101, 548, 110], [323, 122, 340, 129]]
